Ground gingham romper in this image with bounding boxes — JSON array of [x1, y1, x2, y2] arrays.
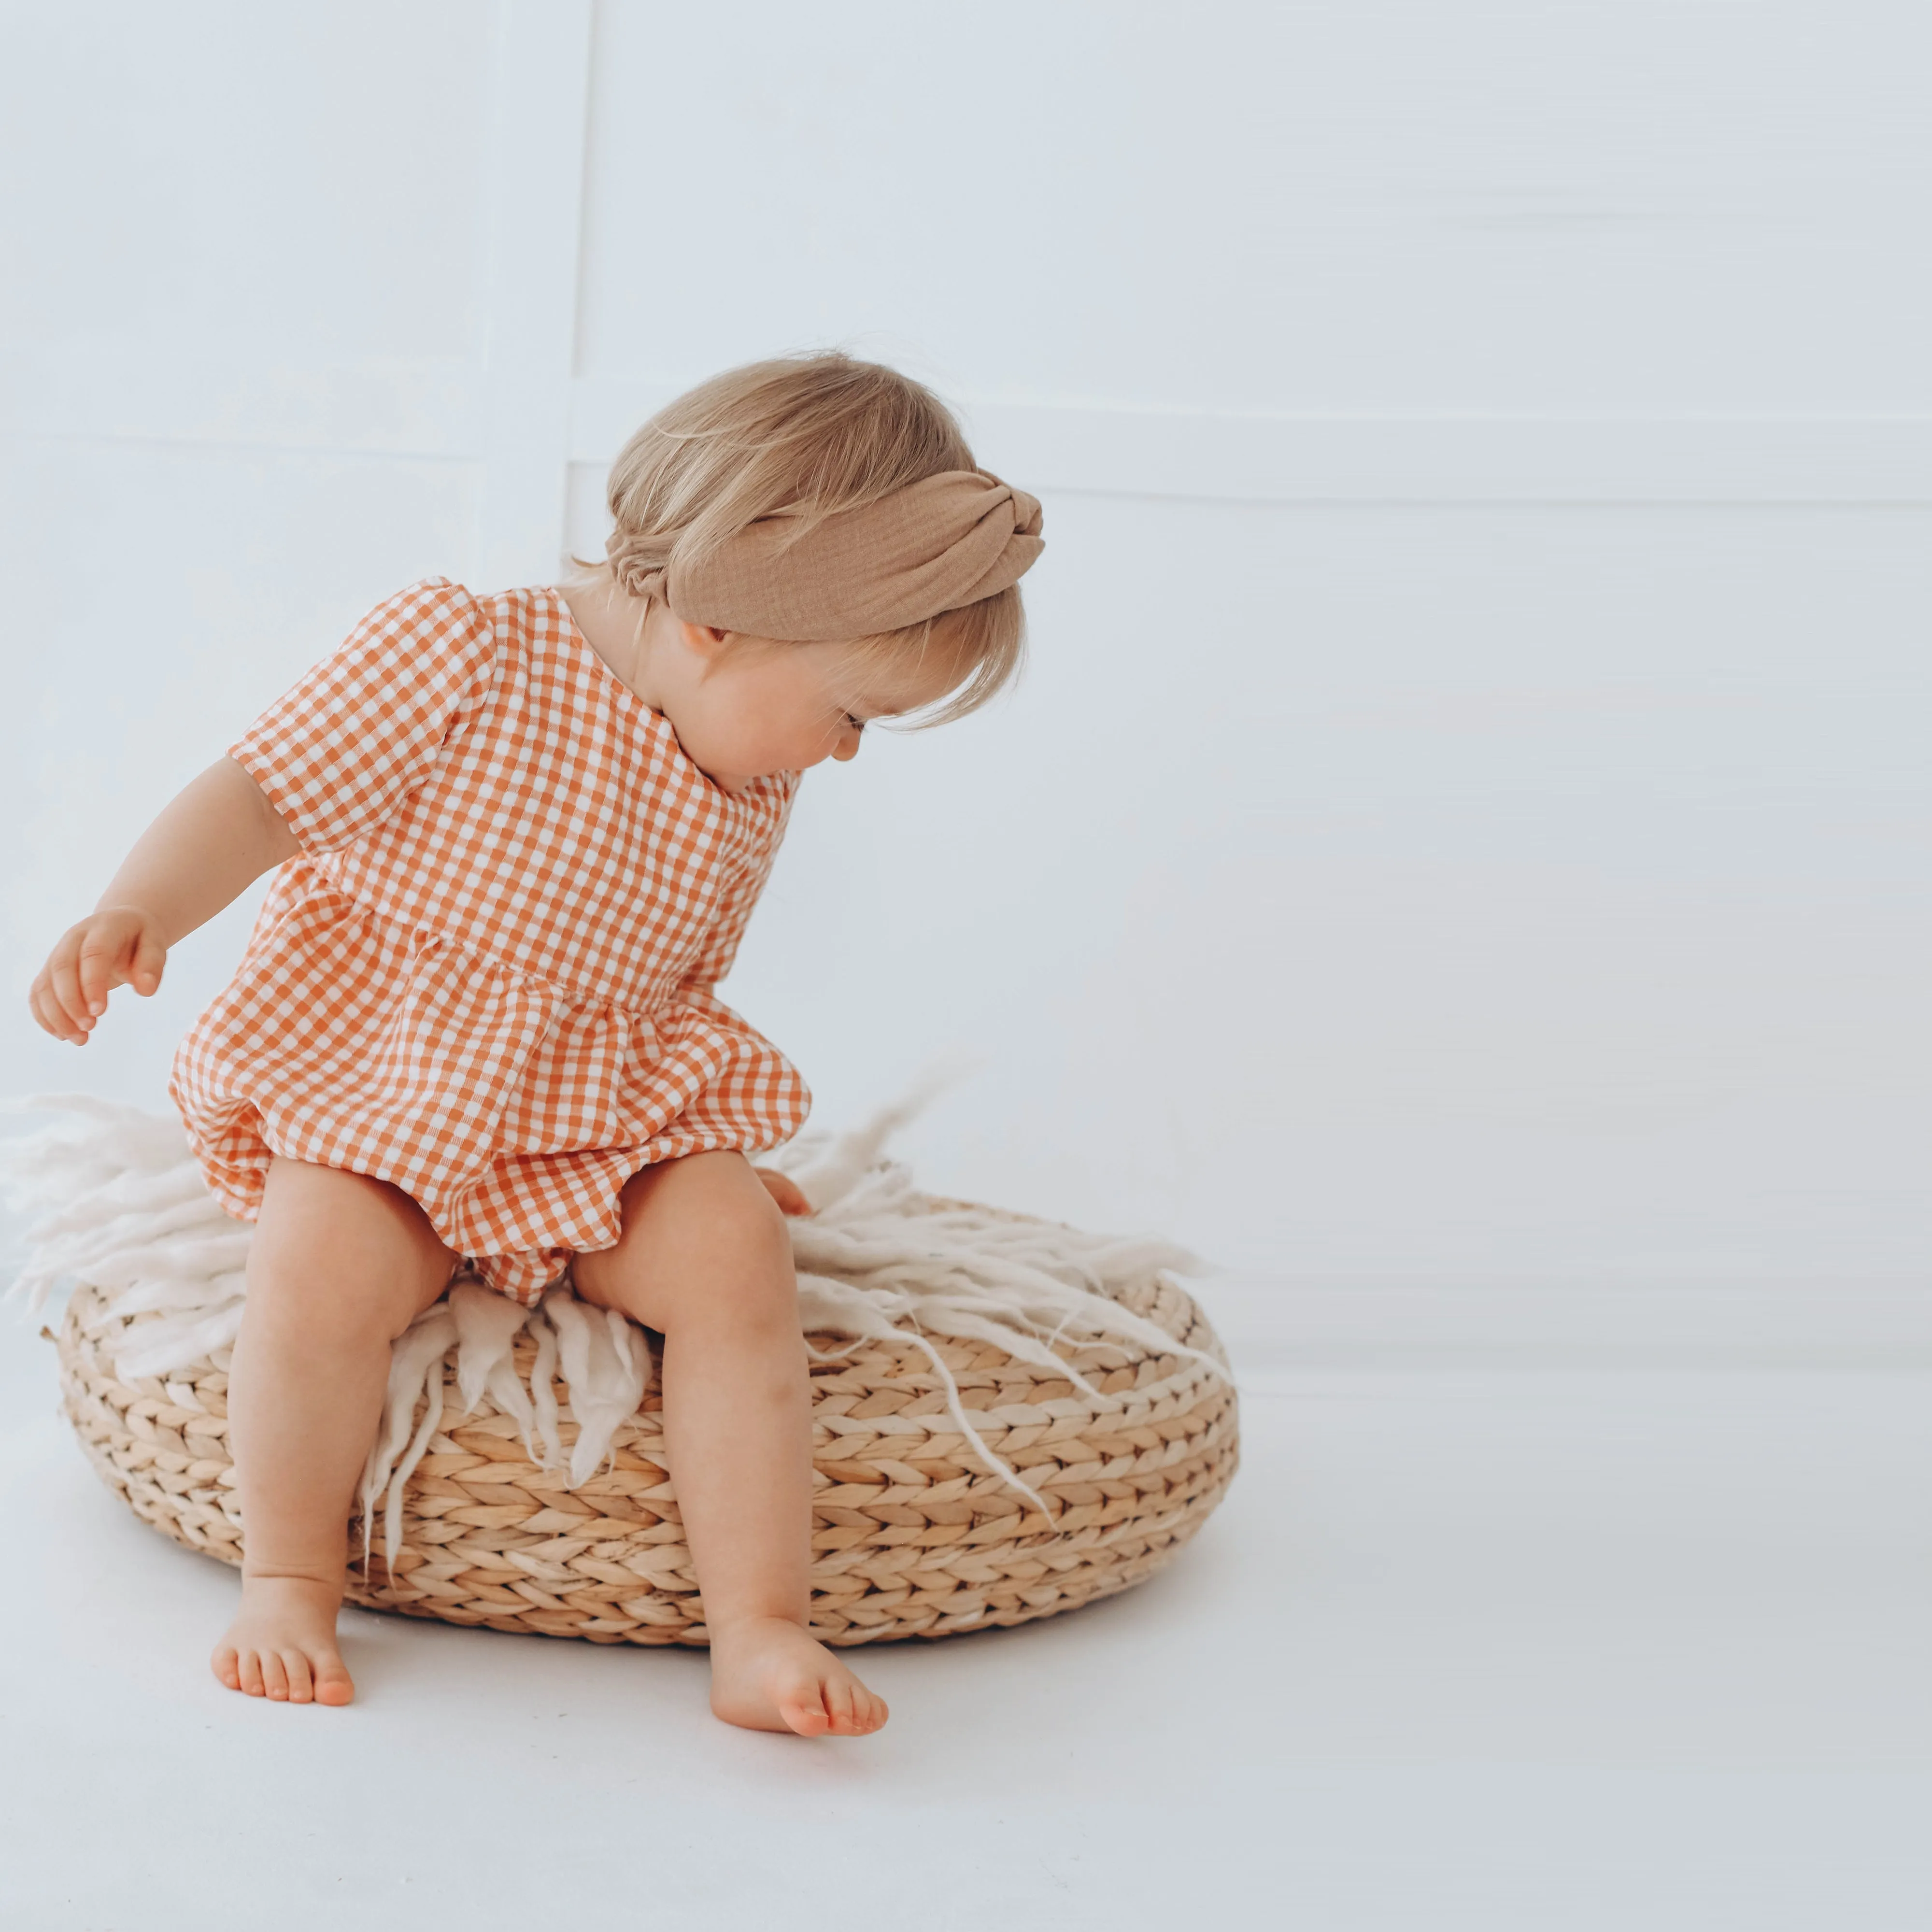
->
[[168, 577, 810, 1304]]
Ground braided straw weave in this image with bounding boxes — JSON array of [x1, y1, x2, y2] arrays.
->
[[53, 1205, 1238, 1646]]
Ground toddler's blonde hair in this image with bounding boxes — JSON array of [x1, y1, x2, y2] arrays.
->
[[584, 353, 1025, 725]]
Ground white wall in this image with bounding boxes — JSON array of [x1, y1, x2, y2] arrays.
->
[[3, 3, 1929, 1298]]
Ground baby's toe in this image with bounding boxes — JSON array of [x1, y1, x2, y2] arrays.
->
[[314, 1655, 355, 1706], [259, 1650, 290, 1701], [211, 1644, 241, 1692], [236, 1647, 266, 1697], [824, 1676, 861, 1735], [779, 1680, 831, 1737], [280, 1649, 314, 1704]]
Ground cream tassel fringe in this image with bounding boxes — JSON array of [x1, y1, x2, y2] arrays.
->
[[1, 1090, 1227, 1574]]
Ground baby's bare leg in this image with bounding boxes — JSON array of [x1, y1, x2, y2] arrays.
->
[[214, 1157, 460, 1705], [573, 1151, 888, 1737]]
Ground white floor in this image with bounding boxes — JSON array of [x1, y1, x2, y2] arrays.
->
[[6, 1328, 1932, 1930]]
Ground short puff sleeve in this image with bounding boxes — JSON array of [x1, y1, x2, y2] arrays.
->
[[227, 578, 497, 855]]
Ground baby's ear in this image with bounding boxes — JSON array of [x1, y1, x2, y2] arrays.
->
[[677, 621, 733, 660]]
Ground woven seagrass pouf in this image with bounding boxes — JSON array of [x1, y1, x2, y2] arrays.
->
[[53, 1205, 1239, 1647]]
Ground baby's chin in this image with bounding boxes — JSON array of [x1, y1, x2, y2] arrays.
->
[[693, 759, 771, 796], [690, 744, 805, 794], [662, 725, 760, 793]]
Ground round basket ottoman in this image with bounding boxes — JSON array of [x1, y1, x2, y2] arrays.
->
[[52, 1203, 1240, 1647]]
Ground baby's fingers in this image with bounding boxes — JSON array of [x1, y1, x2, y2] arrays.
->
[[45, 933, 97, 1034], [129, 927, 167, 996], [27, 976, 64, 1041], [76, 927, 132, 1015], [29, 966, 87, 1044], [754, 1168, 812, 1217]]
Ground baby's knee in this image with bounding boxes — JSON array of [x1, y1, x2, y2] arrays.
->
[[708, 1165, 795, 1273], [586, 1153, 797, 1328], [724, 1177, 796, 1268], [245, 1220, 445, 1345], [672, 1182, 795, 1318], [243, 1250, 398, 1349], [246, 1158, 455, 1340]]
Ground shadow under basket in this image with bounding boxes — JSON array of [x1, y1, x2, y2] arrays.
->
[[53, 1214, 1240, 1647]]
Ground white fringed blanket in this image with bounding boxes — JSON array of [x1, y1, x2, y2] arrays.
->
[[1, 1091, 1227, 1571]]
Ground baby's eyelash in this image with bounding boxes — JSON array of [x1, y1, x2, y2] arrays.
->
[[843, 712, 866, 732]]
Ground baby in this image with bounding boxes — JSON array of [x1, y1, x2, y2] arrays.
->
[[28, 354, 1043, 1734]]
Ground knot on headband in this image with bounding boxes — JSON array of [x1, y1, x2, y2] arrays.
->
[[604, 469, 1043, 642], [604, 538, 671, 610]]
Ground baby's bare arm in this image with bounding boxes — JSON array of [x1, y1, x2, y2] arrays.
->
[[96, 756, 300, 943], [30, 756, 299, 1044]]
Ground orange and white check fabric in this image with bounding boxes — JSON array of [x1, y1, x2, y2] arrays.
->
[[169, 578, 810, 1303]]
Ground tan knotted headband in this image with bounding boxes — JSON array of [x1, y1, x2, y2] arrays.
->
[[606, 469, 1044, 642]]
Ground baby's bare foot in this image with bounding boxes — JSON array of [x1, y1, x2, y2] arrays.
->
[[709, 1616, 889, 1737], [212, 1573, 354, 1706]]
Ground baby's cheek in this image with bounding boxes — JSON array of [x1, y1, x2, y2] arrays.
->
[[765, 722, 834, 770]]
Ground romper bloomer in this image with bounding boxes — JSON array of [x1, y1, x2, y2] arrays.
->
[[168, 577, 810, 1304]]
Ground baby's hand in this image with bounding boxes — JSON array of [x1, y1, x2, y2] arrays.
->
[[753, 1167, 812, 1217], [30, 906, 168, 1045]]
